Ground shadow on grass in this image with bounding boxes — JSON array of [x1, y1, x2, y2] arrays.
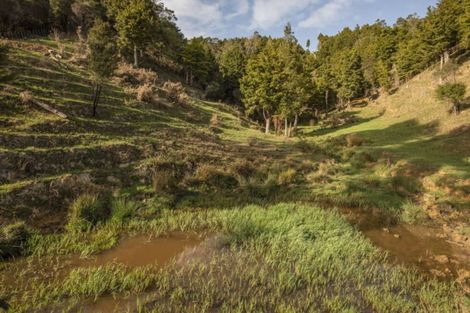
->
[[303, 110, 384, 137]]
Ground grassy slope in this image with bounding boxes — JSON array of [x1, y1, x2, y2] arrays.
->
[[301, 61, 470, 226], [0, 38, 288, 229], [311, 60, 470, 176]]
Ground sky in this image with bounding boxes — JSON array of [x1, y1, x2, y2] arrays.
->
[[161, 0, 439, 49]]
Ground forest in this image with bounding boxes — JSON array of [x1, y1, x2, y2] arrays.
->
[[1, 0, 469, 131]]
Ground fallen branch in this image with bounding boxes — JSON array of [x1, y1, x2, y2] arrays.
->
[[31, 99, 67, 119], [20, 91, 67, 119]]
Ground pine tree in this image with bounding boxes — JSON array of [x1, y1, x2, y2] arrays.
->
[[459, 1, 470, 48], [181, 38, 215, 87], [87, 19, 118, 117], [336, 49, 366, 105], [219, 42, 246, 102], [115, 0, 157, 67]]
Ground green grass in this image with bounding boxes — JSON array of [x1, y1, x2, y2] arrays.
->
[[1, 204, 462, 312]]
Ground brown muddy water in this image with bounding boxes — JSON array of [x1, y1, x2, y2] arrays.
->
[[363, 224, 470, 278], [77, 233, 204, 312], [77, 233, 203, 268], [0, 233, 205, 313]]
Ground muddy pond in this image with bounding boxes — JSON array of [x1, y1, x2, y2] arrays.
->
[[1, 224, 469, 312]]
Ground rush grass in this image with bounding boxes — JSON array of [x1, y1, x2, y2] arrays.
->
[[1, 204, 460, 312]]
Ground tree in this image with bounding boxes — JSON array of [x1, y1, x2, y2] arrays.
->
[[335, 49, 366, 105], [240, 40, 284, 134], [49, 0, 74, 31], [0, 0, 50, 33], [218, 42, 246, 102], [436, 83, 467, 114], [241, 36, 308, 136], [87, 19, 118, 117], [181, 38, 216, 87], [71, 0, 106, 34], [115, 0, 157, 67], [422, 0, 463, 68], [459, 1, 470, 49], [374, 60, 392, 92]]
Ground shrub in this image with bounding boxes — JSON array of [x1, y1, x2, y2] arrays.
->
[[240, 175, 278, 198], [114, 63, 158, 86], [163, 81, 191, 106], [136, 83, 155, 103], [67, 194, 110, 231], [111, 198, 140, 224], [401, 201, 428, 224], [350, 152, 376, 168], [391, 175, 421, 196], [307, 159, 340, 184], [229, 160, 256, 180], [436, 82, 466, 114], [277, 169, 297, 186], [345, 134, 365, 147], [177, 92, 191, 107], [152, 169, 178, 193], [0, 221, 29, 259], [205, 81, 225, 100], [19, 91, 33, 104], [193, 164, 238, 190], [140, 156, 187, 193], [0, 40, 8, 60], [294, 139, 320, 153]]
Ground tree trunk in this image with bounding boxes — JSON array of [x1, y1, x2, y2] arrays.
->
[[444, 51, 450, 65], [265, 117, 271, 134], [262, 109, 271, 134], [293, 114, 298, 136], [452, 102, 461, 115], [325, 90, 329, 116], [133, 45, 138, 67], [284, 118, 288, 137], [92, 84, 102, 117]]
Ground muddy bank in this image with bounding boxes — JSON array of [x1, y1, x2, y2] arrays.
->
[[363, 223, 470, 295]]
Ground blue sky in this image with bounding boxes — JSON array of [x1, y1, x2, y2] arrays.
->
[[161, 0, 438, 49]]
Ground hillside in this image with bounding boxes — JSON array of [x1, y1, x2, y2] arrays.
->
[[0, 38, 291, 230], [303, 59, 470, 243], [0, 38, 469, 312]]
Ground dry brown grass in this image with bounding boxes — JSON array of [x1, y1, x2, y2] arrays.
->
[[19, 91, 33, 104], [152, 170, 177, 193], [209, 113, 219, 130], [163, 81, 191, 106], [114, 63, 158, 86], [277, 169, 297, 186], [136, 84, 155, 103]]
